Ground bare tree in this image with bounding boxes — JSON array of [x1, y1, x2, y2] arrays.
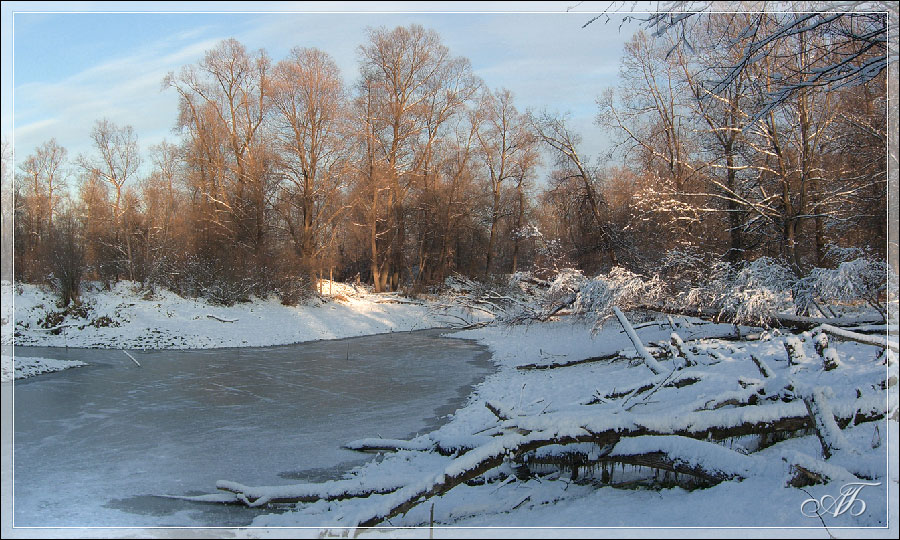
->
[[357, 24, 471, 291], [531, 111, 620, 268], [586, 1, 893, 117], [19, 138, 68, 234], [271, 47, 349, 285], [165, 38, 274, 273], [76, 119, 141, 280], [475, 88, 538, 275], [15, 139, 69, 279]]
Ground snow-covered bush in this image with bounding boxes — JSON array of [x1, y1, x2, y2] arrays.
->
[[571, 267, 664, 327], [545, 268, 587, 307], [655, 246, 713, 295], [797, 258, 897, 319], [683, 257, 796, 325]]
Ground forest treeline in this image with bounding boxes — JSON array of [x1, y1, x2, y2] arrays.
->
[[3, 14, 888, 306]]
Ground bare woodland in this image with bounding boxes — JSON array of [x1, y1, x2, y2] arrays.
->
[[2, 11, 892, 308]]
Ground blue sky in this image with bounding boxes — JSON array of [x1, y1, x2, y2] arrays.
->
[[2, 1, 644, 177]]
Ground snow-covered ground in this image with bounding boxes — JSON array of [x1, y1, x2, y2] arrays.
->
[[2, 279, 898, 538], [239, 317, 898, 537], [1, 354, 86, 382], [3, 280, 488, 349]]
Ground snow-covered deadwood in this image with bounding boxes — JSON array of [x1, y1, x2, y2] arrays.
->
[[212, 314, 895, 531]]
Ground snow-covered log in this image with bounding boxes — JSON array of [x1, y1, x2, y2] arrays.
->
[[802, 388, 854, 459], [218, 392, 890, 524], [750, 355, 775, 380], [342, 437, 444, 454], [216, 477, 404, 507], [516, 351, 620, 371], [783, 336, 806, 365], [344, 394, 889, 528], [523, 435, 753, 485], [625, 304, 885, 330], [613, 307, 665, 375], [670, 332, 699, 366], [813, 324, 899, 353], [784, 450, 862, 488]]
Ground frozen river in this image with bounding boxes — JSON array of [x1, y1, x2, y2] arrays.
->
[[10, 328, 492, 528]]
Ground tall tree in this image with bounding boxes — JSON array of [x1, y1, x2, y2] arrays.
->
[[357, 24, 471, 291], [271, 47, 349, 285], [475, 88, 538, 275], [165, 38, 274, 276], [76, 120, 140, 280]]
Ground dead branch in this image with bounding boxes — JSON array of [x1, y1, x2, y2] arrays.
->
[[613, 307, 665, 375], [625, 304, 885, 330], [750, 355, 776, 379], [347, 396, 888, 529], [206, 314, 238, 323], [813, 324, 898, 353], [802, 388, 853, 459], [216, 478, 403, 507], [485, 401, 512, 421], [517, 351, 621, 371], [343, 437, 467, 457]]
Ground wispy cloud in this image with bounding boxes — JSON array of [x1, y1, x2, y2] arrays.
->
[[13, 24, 225, 164], [10, 7, 639, 172]]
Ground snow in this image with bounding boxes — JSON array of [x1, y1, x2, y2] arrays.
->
[[1, 354, 86, 382], [3, 278, 897, 537], [5, 281, 489, 350], [238, 313, 897, 535]]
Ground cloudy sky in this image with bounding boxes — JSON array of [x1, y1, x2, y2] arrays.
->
[[2, 1, 645, 176]]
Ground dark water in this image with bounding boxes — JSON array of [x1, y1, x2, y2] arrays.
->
[[10, 329, 492, 527]]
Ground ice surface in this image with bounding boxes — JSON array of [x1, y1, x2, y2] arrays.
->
[[11, 329, 492, 527]]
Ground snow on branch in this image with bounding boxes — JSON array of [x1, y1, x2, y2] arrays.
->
[[813, 324, 899, 353], [206, 314, 238, 323], [613, 306, 665, 375]]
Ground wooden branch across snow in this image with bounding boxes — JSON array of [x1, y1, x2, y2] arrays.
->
[[517, 351, 620, 371], [342, 437, 466, 457], [215, 477, 404, 507], [802, 388, 854, 459], [206, 314, 238, 323], [613, 307, 665, 375], [346, 395, 888, 531], [625, 304, 885, 330], [813, 324, 898, 353], [218, 390, 891, 534]]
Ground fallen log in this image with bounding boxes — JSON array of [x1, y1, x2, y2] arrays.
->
[[517, 351, 621, 371], [524, 435, 752, 486], [347, 395, 890, 530], [802, 388, 853, 459], [216, 477, 404, 507], [597, 371, 701, 402], [219, 395, 891, 520], [343, 437, 469, 457], [614, 306, 665, 375], [622, 304, 885, 331], [813, 324, 899, 353]]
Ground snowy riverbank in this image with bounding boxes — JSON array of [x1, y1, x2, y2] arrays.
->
[[239, 317, 898, 537], [3, 280, 488, 350], [3, 279, 898, 537], [1, 354, 87, 383]]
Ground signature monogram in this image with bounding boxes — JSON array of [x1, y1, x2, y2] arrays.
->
[[800, 482, 882, 518]]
